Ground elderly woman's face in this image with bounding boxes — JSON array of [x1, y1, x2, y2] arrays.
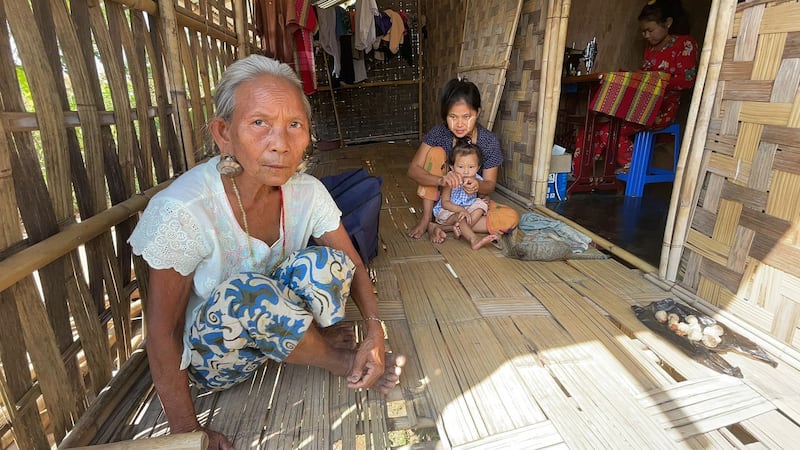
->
[[215, 74, 310, 186]]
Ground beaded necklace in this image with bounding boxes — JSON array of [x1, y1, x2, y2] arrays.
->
[[230, 177, 286, 275]]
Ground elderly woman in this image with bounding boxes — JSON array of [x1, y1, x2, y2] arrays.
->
[[129, 55, 403, 449]]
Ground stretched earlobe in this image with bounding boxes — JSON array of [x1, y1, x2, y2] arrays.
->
[[217, 154, 243, 177]]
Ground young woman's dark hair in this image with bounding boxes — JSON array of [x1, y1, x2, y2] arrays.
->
[[638, 0, 689, 35], [449, 141, 483, 167], [440, 78, 482, 121]]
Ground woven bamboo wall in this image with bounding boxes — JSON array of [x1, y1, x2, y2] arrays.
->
[[0, 0, 242, 447], [681, 0, 800, 354], [458, 0, 524, 131], [420, 0, 464, 131], [494, 0, 547, 198]]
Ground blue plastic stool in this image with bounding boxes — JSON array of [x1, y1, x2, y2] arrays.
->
[[616, 123, 681, 197]]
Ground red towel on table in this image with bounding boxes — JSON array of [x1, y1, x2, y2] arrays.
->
[[589, 71, 670, 126]]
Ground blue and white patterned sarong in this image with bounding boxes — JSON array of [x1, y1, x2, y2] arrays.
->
[[187, 246, 355, 390]]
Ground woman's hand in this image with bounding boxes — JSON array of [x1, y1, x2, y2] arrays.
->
[[201, 427, 235, 450], [441, 170, 463, 188], [346, 322, 386, 390]]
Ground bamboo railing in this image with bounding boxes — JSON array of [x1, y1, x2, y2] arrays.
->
[[0, 0, 249, 447]]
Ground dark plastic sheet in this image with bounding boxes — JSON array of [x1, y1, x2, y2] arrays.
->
[[632, 298, 778, 378]]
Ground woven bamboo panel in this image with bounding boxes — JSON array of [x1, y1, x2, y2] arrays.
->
[[681, 0, 800, 353], [420, 0, 464, 130], [458, 0, 524, 131], [0, 0, 242, 446], [494, 0, 547, 197]]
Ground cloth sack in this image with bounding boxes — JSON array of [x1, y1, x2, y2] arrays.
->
[[590, 71, 670, 126], [318, 168, 382, 265], [501, 212, 594, 261]]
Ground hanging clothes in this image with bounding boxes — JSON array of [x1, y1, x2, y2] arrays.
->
[[292, 0, 318, 95], [254, 0, 295, 65], [316, 6, 342, 77], [336, 6, 356, 84], [383, 9, 404, 55], [354, 0, 378, 52]]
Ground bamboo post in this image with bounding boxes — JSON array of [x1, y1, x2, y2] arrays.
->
[[234, 0, 248, 58], [657, 0, 722, 277], [417, 0, 424, 140], [533, 0, 553, 203], [321, 51, 345, 148], [533, 0, 568, 205], [158, 0, 196, 169], [663, 0, 736, 280], [539, 0, 570, 205]]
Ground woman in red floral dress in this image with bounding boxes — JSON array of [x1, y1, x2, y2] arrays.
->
[[573, 0, 698, 176]]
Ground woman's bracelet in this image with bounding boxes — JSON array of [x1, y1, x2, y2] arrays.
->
[[365, 316, 384, 325]]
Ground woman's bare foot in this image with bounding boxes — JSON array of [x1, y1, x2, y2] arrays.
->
[[319, 322, 356, 350], [453, 222, 462, 239], [428, 223, 447, 244], [471, 234, 498, 250], [369, 353, 406, 394], [407, 217, 430, 239]]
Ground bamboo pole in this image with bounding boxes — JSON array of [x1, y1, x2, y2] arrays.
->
[[158, 0, 196, 169], [541, 0, 570, 205], [57, 348, 150, 449], [533, 0, 569, 205], [0, 182, 171, 294], [417, 0, 423, 140], [663, 0, 736, 280], [69, 432, 207, 450], [658, 0, 723, 277], [533, 0, 554, 203], [321, 52, 345, 148], [234, 0, 247, 57], [316, 79, 420, 91]]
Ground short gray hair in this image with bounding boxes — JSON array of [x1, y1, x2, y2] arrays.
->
[[212, 54, 312, 122]]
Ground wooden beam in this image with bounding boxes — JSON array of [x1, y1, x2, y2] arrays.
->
[[0, 182, 170, 293]]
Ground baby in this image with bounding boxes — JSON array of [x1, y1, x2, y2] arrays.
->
[[432, 142, 497, 249]]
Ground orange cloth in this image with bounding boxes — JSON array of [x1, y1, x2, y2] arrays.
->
[[485, 201, 519, 236], [416, 146, 447, 201]]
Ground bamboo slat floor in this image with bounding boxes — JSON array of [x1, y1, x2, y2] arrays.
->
[[92, 142, 800, 449]]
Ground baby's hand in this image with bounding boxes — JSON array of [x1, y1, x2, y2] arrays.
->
[[459, 210, 472, 225], [462, 177, 479, 195]]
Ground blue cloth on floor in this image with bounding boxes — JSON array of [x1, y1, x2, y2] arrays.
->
[[518, 212, 592, 252]]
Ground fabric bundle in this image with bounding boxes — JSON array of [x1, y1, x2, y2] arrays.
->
[[590, 71, 670, 126]]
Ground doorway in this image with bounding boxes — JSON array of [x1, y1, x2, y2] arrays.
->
[[549, 0, 713, 267]]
